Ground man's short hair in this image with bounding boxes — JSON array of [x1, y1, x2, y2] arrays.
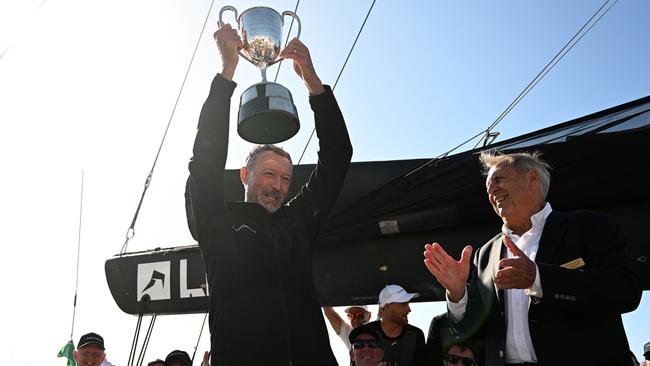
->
[[245, 144, 292, 172], [479, 150, 551, 201], [349, 326, 380, 344], [444, 342, 476, 357]]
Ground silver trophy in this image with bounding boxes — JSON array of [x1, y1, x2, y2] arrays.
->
[[219, 6, 302, 144]]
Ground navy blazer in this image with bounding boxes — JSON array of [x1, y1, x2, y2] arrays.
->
[[454, 210, 642, 366]]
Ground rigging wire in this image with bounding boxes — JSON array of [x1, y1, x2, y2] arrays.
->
[[120, 0, 217, 255], [297, 0, 378, 164], [273, 0, 301, 83], [0, 0, 49, 62], [191, 312, 210, 364], [68, 169, 84, 341], [407, 0, 618, 178], [135, 314, 158, 366], [127, 314, 144, 366], [472, 0, 618, 149]]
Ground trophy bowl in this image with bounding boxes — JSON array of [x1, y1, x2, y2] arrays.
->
[[220, 6, 301, 78], [239, 7, 284, 70]]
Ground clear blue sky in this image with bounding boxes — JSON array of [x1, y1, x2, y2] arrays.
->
[[0, 0, 648, 365]]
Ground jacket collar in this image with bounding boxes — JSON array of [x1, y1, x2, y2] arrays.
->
[[488, 236, 505, 302], [535, 211, 568, 264]]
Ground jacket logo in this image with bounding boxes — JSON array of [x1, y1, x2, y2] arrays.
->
[[232, 224, 257, 234]]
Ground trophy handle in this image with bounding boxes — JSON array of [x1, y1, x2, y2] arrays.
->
[[218, 5, 238, 27], [218, 5, 257, 66], [282, 10, 301, 39]]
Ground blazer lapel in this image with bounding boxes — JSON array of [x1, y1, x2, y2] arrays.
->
[[481, 235, 505, 302], [536, 211, 568, 264]]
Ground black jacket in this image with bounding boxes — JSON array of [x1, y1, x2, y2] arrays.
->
[[187, 74, 352, 366], [455, 210, 642, 366], [356, 320, 427, 366]]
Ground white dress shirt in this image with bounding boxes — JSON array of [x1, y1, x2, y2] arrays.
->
[[447, 202, 552, 363]]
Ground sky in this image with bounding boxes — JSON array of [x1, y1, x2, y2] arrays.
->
[[0, 0, 648, 365]]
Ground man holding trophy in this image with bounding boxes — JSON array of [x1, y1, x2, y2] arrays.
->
[[186, 11, 353, 366]]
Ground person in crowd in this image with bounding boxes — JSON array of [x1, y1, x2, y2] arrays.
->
[[324, 305, 372, 350], [185, 22, 352, 366], [643, 342, 650, 366], [423, 151, 642, 365], [147, 359, 164, 366], [443, 343, 478, 366], [74, 332, 107, 366], [427, 312, 484, 366], [349, 325, 387, 366], [354, 284, 426, 365], [164, 350, 192, 366]]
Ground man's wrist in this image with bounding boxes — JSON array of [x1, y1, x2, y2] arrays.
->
[[447, 287, 466, 303], [525, 263, 543, 300], [305, 76, 325, 95], [221, 63, 236, 81]]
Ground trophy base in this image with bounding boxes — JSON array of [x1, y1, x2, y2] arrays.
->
[[238, 82, 300, 144]]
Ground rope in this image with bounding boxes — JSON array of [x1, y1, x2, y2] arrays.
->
[[273, 0, 301, 83], [297, 0, 378, 164], [68, 169, 84, 341], [120, 0, 217, 254], [191, 312, 209, 364], [409, 0, 619, 175]]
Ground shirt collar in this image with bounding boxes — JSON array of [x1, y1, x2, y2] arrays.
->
[[502, 202, 553, 237]]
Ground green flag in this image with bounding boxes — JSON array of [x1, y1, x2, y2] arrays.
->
[[57, 340, 75, 366]]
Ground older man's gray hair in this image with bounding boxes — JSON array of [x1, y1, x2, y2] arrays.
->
[[479, 150, 552, 201]]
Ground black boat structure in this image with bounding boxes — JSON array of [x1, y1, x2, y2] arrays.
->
[[106, 94, 650, 316]]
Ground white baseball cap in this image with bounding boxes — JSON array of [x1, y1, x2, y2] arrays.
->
[[378, 284, 419, 307], [344, 305, 369, 313]]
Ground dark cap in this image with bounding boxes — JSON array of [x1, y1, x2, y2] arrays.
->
[[164, 350, 192, 366], [644, 341, 650, 358], [349, 325, 381, 344], [77, 332, 105, 350]]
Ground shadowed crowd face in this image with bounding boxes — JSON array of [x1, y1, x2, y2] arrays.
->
[[443, 344, 476, 366], [347, 307, 372, 328], [350, 333, 384, 366], [241, 150, 293, 213], [381, 302, 411, 325]]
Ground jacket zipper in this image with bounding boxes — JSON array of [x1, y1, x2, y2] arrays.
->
[[272, 237, 293, 366]]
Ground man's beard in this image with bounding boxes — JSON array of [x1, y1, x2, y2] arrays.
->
[[251, 188, 284, 213]]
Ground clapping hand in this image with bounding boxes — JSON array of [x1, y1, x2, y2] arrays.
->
[[494, 235, 536, 290], [423, 243, 473, 302]]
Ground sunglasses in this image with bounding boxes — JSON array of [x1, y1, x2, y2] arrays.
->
[[347, 312, 367, 320], [445, 354, 476, 366], [351, 339, 381, 350]]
